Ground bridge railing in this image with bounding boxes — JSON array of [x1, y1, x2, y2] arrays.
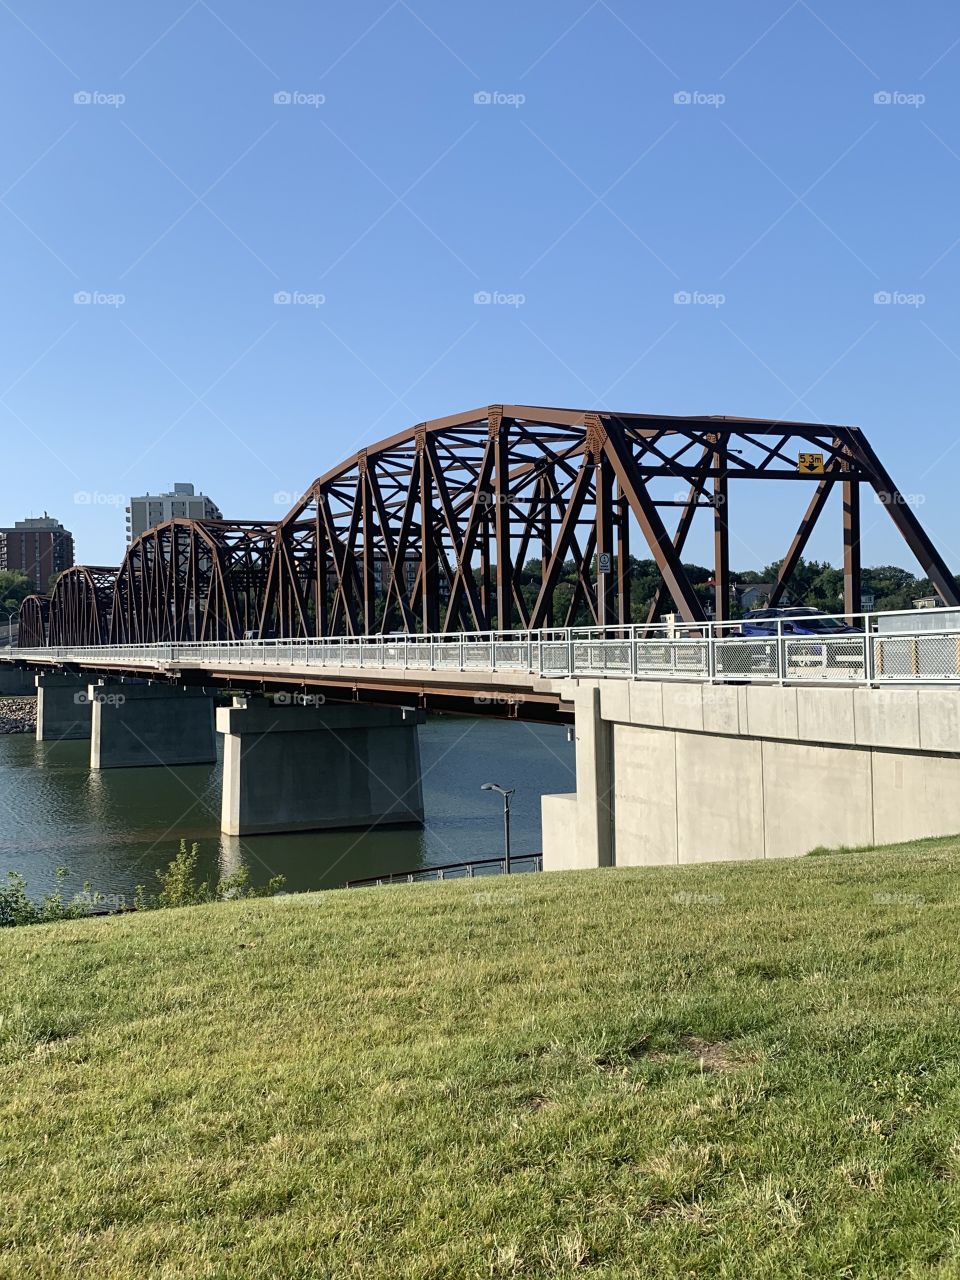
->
[[8, 606, 960, 686]]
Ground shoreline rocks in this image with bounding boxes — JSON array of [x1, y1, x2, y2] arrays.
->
[[0, 697, 36, 735]]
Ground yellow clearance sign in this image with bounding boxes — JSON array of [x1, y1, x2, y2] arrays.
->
[[797, 452, 825, 475]]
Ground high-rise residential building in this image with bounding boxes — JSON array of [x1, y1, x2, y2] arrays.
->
[[125, 483, 223, 542], [0, 515, 74, 593]]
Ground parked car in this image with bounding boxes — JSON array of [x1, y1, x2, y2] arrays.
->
[[740, 607, 862, 637]]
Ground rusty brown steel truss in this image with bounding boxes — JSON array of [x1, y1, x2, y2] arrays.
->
[[18, 595, 49, 647], [108, 520, 279, 642], [48, 566, 118, 646], [18, 405, 960, 646]]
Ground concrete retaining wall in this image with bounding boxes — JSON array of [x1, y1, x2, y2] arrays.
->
[[543, 679, 960, 870]]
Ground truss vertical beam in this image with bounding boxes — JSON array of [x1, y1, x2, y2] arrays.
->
[[491, 409, 512, 631], [843, 478, 862, 616], [594, 446, 615, 626], [713, 443, 729, 623], [418, 432, 440, 633], [616, 486, 630, 626]]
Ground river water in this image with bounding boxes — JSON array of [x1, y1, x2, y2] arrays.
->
[[0, 716, 575, 902]]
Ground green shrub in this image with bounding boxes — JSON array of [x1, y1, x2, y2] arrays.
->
[[0, 845, 285, 927], [0, 867, 85, 928], [135, 840, 285, 910]]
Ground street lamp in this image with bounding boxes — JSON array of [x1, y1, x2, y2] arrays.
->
[[4, 612, 15, 649], [481, 782, 515, 874]]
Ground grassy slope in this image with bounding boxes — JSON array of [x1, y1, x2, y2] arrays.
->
[[3, 842, 960, 1279]]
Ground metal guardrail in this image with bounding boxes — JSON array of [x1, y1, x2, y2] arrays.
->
[[346, 853, 543, 887], [7, 606, 960, 687]]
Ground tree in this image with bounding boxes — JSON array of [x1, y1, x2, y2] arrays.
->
[[0, 570, 34, 615]]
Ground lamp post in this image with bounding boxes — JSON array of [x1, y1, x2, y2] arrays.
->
[[480, 782, 514, 874], [4, 612, 15, 649]]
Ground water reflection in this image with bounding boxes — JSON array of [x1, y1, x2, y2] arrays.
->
[[0, 716, 575, 900]]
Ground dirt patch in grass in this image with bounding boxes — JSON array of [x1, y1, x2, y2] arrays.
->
[[644, 1036, 741, 1073], [677, 1036, 739, 1071]]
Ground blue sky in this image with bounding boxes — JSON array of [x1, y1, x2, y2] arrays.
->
[[3, 0, 960, 574]]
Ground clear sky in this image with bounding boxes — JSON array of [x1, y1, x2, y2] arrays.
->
[[2, 0, 960, 575]]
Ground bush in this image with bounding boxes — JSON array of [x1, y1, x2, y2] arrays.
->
[[0, 868, 85, 928], [136, 840, 285, 910], [0, 846, 285, 927]]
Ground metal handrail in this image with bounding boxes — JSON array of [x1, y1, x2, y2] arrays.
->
[[6, 604, 960, 688], [346, 852, 543, 887]]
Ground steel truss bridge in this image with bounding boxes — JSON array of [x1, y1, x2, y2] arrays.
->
[[16, 405, 960, 649]]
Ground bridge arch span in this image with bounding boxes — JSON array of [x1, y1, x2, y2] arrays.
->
[[109, 519, 280, 643], [18, 404, 960, 647], [17, 595, 49, 648], [48, 566, 118, 646]]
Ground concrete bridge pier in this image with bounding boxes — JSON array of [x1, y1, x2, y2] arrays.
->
[[0, 665, 35, 696], [89, 681, 217, 769], [35, 673, 91, 741], [217, 697, 424, 835]]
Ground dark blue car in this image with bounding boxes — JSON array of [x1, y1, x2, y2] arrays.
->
[[740, 607, 861, 636]]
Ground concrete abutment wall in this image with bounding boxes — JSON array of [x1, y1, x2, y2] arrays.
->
[[543, 680, 960, 870]]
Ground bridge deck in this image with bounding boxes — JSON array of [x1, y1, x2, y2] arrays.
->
[[5, 611, 960, 714]]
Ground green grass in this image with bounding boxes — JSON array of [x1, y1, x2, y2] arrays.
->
[[4, 839, 960, 1278]]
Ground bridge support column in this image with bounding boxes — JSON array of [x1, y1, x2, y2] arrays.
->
[[217, 698, 424, 835], [35, 673, 91, 741], [0, 666, 35, 696], [89, 681, 216, 769]]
